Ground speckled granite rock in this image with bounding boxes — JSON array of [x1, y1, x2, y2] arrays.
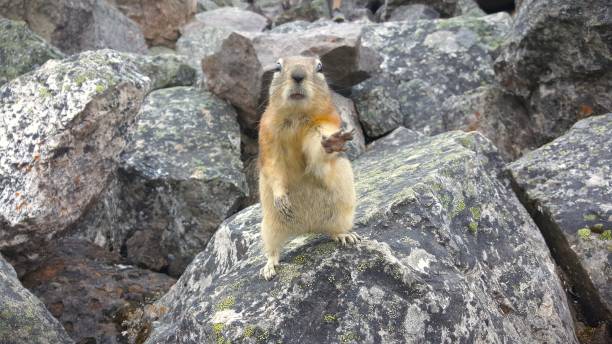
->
[[202, 22, 375, 130], [376, 0, 478, 20], [354, 13, 511, 139], [494, 0, 612, 144], [15, 239, 175, 344], [108, 0, 197, 48], [177, 8, 267, 86], [273, 0, 330, 26], [0, 253, 73, 344], [386, 4, 440, 21], [74, 87, 247, 277], [0, 18, 64, 86], [440, 85, 537, 161], [508, 114, 612, 326], [127, 53, 197, 89], [144, 128, 576, 344], [0, 50, 154, 257], [0, 0, 147, 54]]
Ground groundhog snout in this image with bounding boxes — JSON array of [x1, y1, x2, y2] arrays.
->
[[291, 70, 306, 84]]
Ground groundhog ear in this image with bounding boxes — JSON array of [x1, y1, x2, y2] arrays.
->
[[264, 62, 282, 73]]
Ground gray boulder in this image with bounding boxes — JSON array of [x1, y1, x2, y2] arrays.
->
[[387, 4, 440, 22], [144, 128, 576, 344], [0, 253, 73, 344], [440, 85, 537, 161], [74, 87, 247, 277], [354, 12, 511, 139], [508, 114, 612, 326], [202, 22, 375, 131], [494, 0, 612, 144], [0, 50, 186, 257], [0, 18, 64, 86], [376, 0, 480, 20], [177, 8, 268, 86], [127, 53, 197, 90], [0, 0, 148, 54]]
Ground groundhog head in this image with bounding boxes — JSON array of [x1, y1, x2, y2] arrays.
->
[[267, 56, 331, 113]]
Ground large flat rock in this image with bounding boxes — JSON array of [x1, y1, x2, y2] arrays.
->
[[508, 114, 612, 326], [144, 128, 576, 343]]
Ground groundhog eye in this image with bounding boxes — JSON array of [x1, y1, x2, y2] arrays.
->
[[274, 62, 282, 72], [316, 62, 323, 73]]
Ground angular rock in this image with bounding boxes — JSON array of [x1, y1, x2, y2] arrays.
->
[[0, 18, 64, 86], [177, 8, 267, 85], [0, 50, 155, 256], [354, 13, 511, 138], [127, 53, 197, 89], [508, 114, 612, 326], [0, 0, 148, 54], [387, 4, 440, 21], [203, 22, 375, 130], [74, 87, 247, 277], [17, 239, 175, 344], [377, 0, 472, 19], [440, 85, 537, 161], [0, 253, 73, 344], [494, 0, 612, 143], [108, 0, 197, 48], [144, 128, 576, 343], [273, 0, 330, 26]]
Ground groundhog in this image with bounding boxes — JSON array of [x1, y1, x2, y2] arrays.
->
[[258, 56, 359, 280]]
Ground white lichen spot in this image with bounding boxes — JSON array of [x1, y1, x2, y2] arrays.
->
[[211, 309, 242, 325], [404, 248, 435, 274]]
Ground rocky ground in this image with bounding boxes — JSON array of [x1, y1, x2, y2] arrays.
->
[[0, 0, 610, 343]]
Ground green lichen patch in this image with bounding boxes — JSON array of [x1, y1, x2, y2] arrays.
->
[[583, 214, 598, 222], [600, 230, 611, 241], [470, 207, 481, 220], [468, 221, 478, 234], [340, 331, 359, 343], [577, 228, 591, 240], [216, 295, 235, 311], [323, 313, 338, 323]]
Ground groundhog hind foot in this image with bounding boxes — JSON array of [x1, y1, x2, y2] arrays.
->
[[332, 232, 361, 245], [260, 260, 278, 280]]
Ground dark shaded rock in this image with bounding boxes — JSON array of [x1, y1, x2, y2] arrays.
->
[[107, 0, 197, 48], [508, 114, 612, 327], [0, 253, 73, 344], [475, 0, 515, 13], [0, 0, 147, 54], [494, 0, 612, 143], [0, 18, 64, 86], [203, 22, 375, 131], [0, 50, 154, 257], [17, 239, 175, 344], [145, 128, 576, 344], [177, 8, 267, 86], [354, 13, 511, 139], [440, 85, 537, 161], [387, 4, 440, 21], [74, 87, 246, 277]]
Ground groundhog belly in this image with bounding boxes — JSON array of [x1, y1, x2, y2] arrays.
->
[[285, 159, 355, 233]]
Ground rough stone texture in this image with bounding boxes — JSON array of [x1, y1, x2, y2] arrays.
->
[[440, 85, 537, 161], [108, 0, 197, 48], [377, 0, 466, 20], [354, 13, 511, 139], [0, 50, 157, 256], [17, 239, 175, 344], [177, 8, 268, 86], [387, 4, 440, 21], [74, 87, 247, 277], [0, 0, 148, 54], [508, 114, 612, 326], [0, 253, 73, 344], [144, 128, 576, 344], [273, 0, 330, 26], [127, 53, 197, 90], [332, 92, 366, 160], [0, 18, 65, 87], [203, 22, 376, 130], [494, 0, 612, 144]]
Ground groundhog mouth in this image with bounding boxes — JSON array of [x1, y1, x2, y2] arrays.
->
[[288, 89, 306, 100]]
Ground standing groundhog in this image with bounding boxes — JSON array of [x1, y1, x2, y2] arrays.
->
[[258, 56, 359, 280]]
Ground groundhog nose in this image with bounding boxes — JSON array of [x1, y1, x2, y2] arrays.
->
[[291, 72, 305, 83]]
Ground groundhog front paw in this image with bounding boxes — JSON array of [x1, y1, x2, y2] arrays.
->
[[273, 194, 293, 218], [332, 232, 361, 246], [322, 130, 354, 154]]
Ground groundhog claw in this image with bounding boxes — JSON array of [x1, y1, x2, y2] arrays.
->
[[273, 194, 293, 218], [322, 130, 355, 153], [260, 262, 277, 280], [332, 232, 361, 245]]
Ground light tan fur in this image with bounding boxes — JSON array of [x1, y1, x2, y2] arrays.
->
[[258, 56, 358, 280]]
